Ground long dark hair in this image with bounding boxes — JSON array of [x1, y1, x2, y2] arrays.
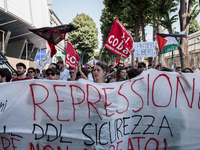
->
[[116, 68, 127, 82]]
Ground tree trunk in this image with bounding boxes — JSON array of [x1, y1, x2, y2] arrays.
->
[[134, 21, 141, 66], [178, 0, 191, 69], [139, 0, 146, 42]]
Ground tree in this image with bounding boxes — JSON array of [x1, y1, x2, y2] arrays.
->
[[189, 18, 200, 34], [178, 0, 200, 69], [100, 7, 122, 64], [68, 13, 98, 64]]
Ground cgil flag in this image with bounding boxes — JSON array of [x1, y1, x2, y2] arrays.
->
[[156, 32, 188, 54], [65, 39, 79, 69], [105, 18, 134, 58]]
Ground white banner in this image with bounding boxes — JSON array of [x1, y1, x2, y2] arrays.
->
[[133, 42, 156, 57], [0, 69, 199, 149]]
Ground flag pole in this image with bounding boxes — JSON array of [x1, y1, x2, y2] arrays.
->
[[172, 51, 174, 72], [99, 46, 105, 59]]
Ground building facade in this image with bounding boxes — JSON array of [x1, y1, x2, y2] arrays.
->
[[164, 31, 200, 70]]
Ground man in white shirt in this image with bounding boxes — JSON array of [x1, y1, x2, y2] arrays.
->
[[57, 61, 70, 81], [86, 65, 94, 82]]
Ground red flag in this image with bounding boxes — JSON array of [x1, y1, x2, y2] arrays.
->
[[156, 34, 168, 52], [85, 63, 87, 68], [105, 18, 134, 58], [93, 59, 95, 66], [48, 41, 57, 58], [115, 58, 120, 66], [65, 39, 79, 69]]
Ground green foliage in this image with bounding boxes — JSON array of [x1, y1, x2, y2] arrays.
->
[[189, 18, 200, 34], [100, 8, 122, 64], [68, 13, 98, 64]]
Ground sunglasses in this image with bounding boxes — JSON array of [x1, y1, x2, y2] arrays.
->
[[28, 71, 33, 73], [138, 65, 146, 68], [70, 72, 75, 74], [46, 72, 56, 76]]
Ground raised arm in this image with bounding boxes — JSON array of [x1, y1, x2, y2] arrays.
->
[[130, 48, 136, 69]]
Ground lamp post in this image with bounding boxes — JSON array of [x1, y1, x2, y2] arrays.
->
[[82, 49, 90, 64]]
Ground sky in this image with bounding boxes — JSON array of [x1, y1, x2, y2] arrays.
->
[[50, 1, 200, 48], [51, 0, 105, 52]]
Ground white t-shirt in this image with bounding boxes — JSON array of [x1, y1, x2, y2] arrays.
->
[[88, 73, 94, 82], [59, 69, 70, 81]]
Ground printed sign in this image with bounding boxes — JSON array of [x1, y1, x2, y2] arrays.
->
[[105, 18, 134, 58], [133, 41, 156, 57], [0, 69, 199, 149]]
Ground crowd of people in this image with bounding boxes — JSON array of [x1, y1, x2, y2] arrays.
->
[[0, 58, 198, 83]]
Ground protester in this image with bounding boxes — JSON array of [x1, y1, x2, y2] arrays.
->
[[12, 62, 31, 82], [0, 68, 11, 83], [161, 67, 172, 72], [125, 66, 131, 72], [46, 67, 60, 80], [86, 65, 94, 82], [68, 67, 75, 81], [137, 62, 146, 73], [127, 68, 140, 79], [182, 68, 193, 73], [155, 63, 163, 71], [49, 63, 60, 72], [70, 63, 88, 81], [93, 62, 106, 83], [148, 64, 152, 69], [117, 63, 125, 69], [109, 65, 114, 72], [105, 68, 115, 83], [110, 67, 127, 82], [195, 64, 200, 72], [34, 68, 41, 79], [40, 69, 46, 78], [11, 71, 17, 79], [57, 61, 70, 81], [175, 67, 182, 74], [76, 67, 88, 80], [27, 67, 35, 79]]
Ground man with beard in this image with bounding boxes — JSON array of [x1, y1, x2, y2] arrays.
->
[[0, 68, 11, 83], [12, 62, 31, 82], [57, 61, 70, 81]]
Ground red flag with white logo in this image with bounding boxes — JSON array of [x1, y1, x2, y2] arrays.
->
[[105, 18, 134, 58], [65, 39, 79, 69]]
